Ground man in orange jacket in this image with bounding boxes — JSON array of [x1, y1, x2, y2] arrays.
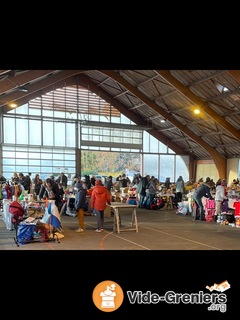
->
[[91, 179, 111, 232]]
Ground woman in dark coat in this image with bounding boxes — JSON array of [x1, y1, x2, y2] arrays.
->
[[33, 174, 43, 197], [192, 179, 213, 221], [45, 178, 61, 210]]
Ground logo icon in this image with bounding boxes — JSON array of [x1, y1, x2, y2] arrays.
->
[[206, 280, 231, 292], [92, 280, 124, 312]]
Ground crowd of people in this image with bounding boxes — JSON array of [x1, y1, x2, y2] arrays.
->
[[1, 171, 239, 233]]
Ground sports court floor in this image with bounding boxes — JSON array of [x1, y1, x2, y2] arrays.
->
[[1, 207, 240, 250]]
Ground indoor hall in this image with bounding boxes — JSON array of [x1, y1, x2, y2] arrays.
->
[[1, 70, 240, 187], [1, 207, 240, 250]]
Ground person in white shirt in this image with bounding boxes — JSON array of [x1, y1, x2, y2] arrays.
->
[[214, 179, 227, 221]]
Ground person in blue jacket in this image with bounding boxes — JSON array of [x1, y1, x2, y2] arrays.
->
[[74, 182, 87, 233]]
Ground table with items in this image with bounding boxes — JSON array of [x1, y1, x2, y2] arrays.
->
[[156, 192, 175, 209], [2, 198, 62, 245]]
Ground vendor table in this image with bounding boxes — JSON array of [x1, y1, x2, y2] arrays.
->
[[108, 202, 138, 234], [156, 193, 175, 209], [27, 201, 46, 217]]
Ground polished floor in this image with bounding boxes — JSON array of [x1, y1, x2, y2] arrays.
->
[[1, 206, 240, 250]]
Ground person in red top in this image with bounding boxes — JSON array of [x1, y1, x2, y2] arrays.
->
[[91, 179, 111, 232]]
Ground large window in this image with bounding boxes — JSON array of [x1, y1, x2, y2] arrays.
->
[[1, 85, 189, 182], [1, 146, 76, 181], [159, 155, 175, 182]]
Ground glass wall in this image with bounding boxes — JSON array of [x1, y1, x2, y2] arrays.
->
[[0, 85, 189, 183]]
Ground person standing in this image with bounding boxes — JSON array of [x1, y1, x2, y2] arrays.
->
[[18, 173, 29, 193], [25, 173, 32, 194], [119, 174, 128, 188], [33, 174, 43, 198], [164, 177, 171, 189], [11, 172, 20, 185], [39, 180, 47, 200], [106, 175, 113, 192], [136, 175, 150, 208], [45, 178, 61, 211], [91, 179, 111, 232], [56, 172, 68, 190], [0, 174, 7, 184], [83, 175, 91, 189], [74, 182, 87, 233], [90, 175, 96, 187], [192, 179, 213, 221], [1, 181, 12, 199], [214, 179, 227, 221], [175, 175, 185, 202], [143, 177, 158, 209]]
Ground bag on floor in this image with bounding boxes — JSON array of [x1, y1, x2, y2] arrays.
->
[[156, 198, 165, 209], [17, 223, 35, 244], [205, 209, 215, 222], [221, 213, 235, 223]]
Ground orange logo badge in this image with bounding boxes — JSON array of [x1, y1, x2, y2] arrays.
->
[[92, 280, 124, 312]]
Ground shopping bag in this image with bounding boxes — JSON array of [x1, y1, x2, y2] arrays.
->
[[17, 223, 35, 244]]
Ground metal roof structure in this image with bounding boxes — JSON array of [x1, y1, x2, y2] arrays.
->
[[0, 70, 240, 175]]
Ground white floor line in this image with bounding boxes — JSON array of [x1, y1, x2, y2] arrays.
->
[[105, 232, 152, 250], [139, 224, 223, 250], [85, 221, 223, 250], [85, 222, 151, 250]]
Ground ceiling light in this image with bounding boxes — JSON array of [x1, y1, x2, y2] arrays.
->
[[160, 118, 166, 123], [18, 86, 28, 92], [9, 102, 17, 108], [194, 109, 200, 115]]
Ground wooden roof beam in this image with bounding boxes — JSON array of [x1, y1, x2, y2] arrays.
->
[[155, 70, 240, 140], [100, 70, 227, 178]]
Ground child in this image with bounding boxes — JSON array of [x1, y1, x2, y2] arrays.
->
[[74, 182, 87, 233]]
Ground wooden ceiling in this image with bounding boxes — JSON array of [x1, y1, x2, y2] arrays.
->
[[1, 69, 240, 175]]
